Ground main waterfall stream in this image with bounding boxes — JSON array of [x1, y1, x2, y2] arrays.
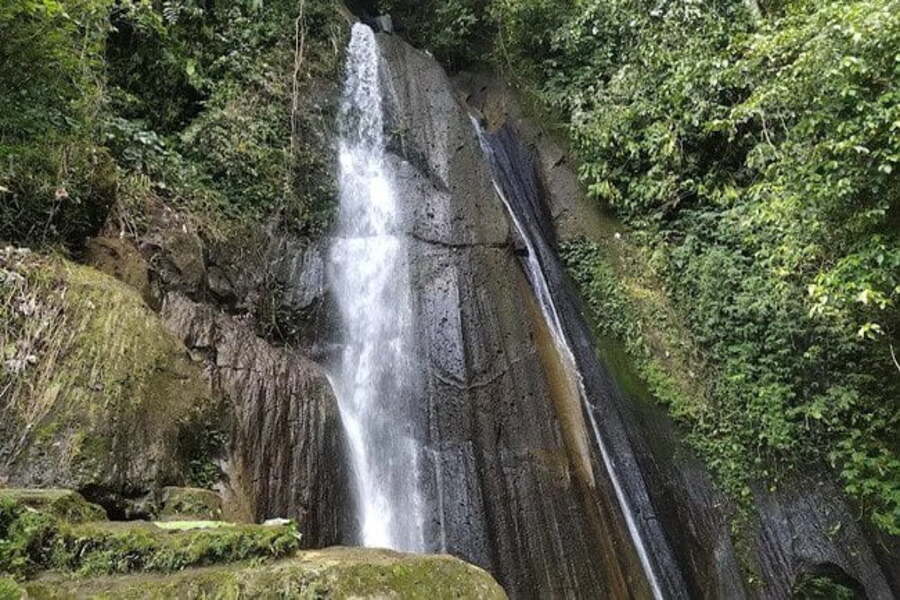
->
[[328, 23, 425, 552]]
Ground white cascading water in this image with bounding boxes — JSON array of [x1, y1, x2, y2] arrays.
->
[[328, 23, 425, 552]]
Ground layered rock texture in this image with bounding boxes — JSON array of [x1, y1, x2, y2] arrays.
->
[[161, 292, 348, 544], [452, 68, 900, 599], [371, 33, 654, 598], [0, 250, 212, 518]]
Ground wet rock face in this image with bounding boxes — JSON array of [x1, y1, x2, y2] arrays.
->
[[161, 293, 350, 547], [752, 475, 897, 599], [454, 73, 609, 244], [3, 199, 346, 542], [369, 32, 900, 600], [372, 34, 650, 599], [451, 68, 900, 600]]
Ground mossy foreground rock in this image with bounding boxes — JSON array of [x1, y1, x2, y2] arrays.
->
[[0, 494, 299, 580], [158, 487, 223, 521], [23, 547, 508, 599], [0, 251, 213, 509], [0, 489, 105, 524]]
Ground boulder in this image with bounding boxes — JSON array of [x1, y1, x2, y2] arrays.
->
[[0, 488, 106, 523], [83, 237, 152, 305], [23, 547, 508, 599], [158, 487, 223, 521], [0, 254, 214, 517]]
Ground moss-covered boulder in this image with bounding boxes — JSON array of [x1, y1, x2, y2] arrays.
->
[[0, 495, 299, 580], [158, 487, 223, 521], [52, 520, 300, 577], [23, 547, 508, 599], [0, 489, 105, 524], [0, 250, 215, 513], [83, 237, 152, 306]]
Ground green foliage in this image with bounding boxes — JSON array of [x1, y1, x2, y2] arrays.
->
[[0, 497, 300, 580], [378, 0, 491, 69], [178, 407, 229, 490], [792, 573, 857, 599], [104, 0, 345, 234], [495, 0, 900, 533], [560, 241, 641, 349], [0, 0, 344, 249], [0, 0, 116, 246], [0, 576, 23, 600]]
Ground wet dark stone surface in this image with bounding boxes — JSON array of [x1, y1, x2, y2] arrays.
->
[[161, 292, 351, 547], [369, 33, 655, 599]]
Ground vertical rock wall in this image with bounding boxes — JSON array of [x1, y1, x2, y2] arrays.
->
[[370, 33, 655, 599], [161, 293, 350, 547]]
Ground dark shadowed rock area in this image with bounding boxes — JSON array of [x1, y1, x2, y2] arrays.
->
[[161, 292, 350, 547]]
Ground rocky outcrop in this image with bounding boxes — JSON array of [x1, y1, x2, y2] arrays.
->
[[0, 251, 213, 518], [348, 29, 900, 599], [160, 292, 349, 547], [157, 486, 224, 521], [1, 489, 506, 599], [455, 73, 610, 244], [0, 488, 106, 523], [369, 34, 654, 598], [22, 548, 508, 599], [1, 205, 347, 543]]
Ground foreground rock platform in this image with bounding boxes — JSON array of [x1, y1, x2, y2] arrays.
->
[[19, 547, 508, 599]]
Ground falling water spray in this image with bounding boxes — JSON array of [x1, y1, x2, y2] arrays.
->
[[328, 23, 425, 552]]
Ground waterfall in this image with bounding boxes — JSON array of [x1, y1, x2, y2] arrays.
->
[[473, 120, 672, 599], [327, 23, 425, 552]]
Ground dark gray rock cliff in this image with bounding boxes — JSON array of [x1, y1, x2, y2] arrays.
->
[[360, 33, 656, 599]]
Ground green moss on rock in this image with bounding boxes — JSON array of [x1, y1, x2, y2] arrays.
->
[[23, 547, 508, 599], [56, 521, 300, 577], [0, 577, 24, 600], [0, 252, 213, 498], [0, 496, 299, 580], [158, 487, 223, 522], [0, 490, 105, 524]]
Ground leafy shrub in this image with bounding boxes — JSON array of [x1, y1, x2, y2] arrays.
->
[[378, 0, 492, 69], [1, 0, 345, 249], [0, 0, 116, 247]]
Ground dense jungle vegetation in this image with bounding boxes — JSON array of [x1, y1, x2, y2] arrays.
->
[[0, 0, 343, 249], [383, 0, 900, 534]]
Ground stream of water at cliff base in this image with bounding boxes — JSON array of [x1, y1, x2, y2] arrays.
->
[[327, 23, 425, 553]]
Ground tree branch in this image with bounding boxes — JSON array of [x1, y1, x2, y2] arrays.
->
[[891, 343, 900, 376]]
